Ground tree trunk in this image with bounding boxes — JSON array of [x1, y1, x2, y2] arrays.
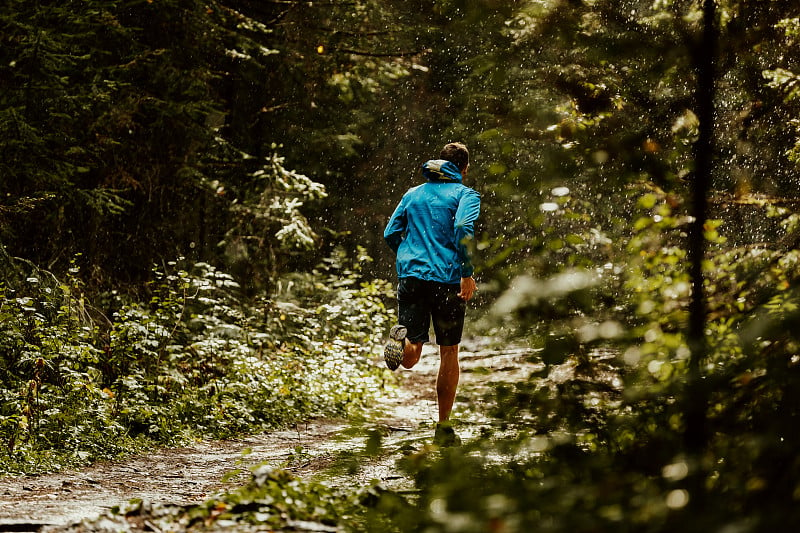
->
[[685, 0, 717, 508]]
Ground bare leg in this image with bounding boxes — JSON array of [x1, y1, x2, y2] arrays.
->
[[402, 339, 423, 369], [437, 344, 460, 422]]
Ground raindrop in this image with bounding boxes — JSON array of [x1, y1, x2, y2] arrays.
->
[[598, 321, 622, 338], [662, 461, 689, 481], [430, 498, 447, 517], [593, 150, 609, 164], [623, 347, 641, 365], [676, 345, 691, 360], [665, 489, 689, 509]]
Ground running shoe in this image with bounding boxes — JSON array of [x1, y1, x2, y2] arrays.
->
[[433, 421, 461, 447], [383, 325, 407, 370]]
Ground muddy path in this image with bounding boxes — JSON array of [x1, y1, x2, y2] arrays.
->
[[0, 338, 540, 531]]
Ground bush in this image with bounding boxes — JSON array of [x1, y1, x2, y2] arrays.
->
[[0, 252, 394, 474]]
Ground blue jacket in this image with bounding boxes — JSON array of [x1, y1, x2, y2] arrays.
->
[[384, 159, 481, 284]]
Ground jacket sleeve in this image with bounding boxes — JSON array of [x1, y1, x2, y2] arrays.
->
[[383, 197, 407, 254], [454, 188, 481, 277]]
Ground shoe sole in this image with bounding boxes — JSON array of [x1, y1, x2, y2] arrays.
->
[[384, 339, 403, 370], [384, 325, 407, 370]]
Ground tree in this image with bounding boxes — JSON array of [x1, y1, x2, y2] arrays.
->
[[359, 0, 800, 530], [0, 0, 332, 292]]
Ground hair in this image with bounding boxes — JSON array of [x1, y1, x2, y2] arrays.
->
[[440, 142, 469, 172]]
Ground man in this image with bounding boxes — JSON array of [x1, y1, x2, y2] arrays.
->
[[383, 142, 481, 445]]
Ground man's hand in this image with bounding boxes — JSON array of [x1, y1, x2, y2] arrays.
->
[[458, 276, 477, 301]]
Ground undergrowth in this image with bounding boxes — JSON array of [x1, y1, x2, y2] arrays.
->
[[54, 464, 399, 533], [0, 249, 395, 475]]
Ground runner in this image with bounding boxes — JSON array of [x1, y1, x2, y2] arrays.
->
[[383, 142, 481, 445]]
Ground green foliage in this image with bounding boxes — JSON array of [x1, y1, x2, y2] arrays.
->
[[763, 16, 800, 164], [217, 148, 330, 291], [0, 0, 334, 290], [2, 0, 800, 530], [62, 465, 395, 532], [0, 252, 393, 474], [349, 212, 800, 532]]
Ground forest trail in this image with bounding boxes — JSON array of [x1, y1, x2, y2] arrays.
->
[[0, 338, 540, 532]]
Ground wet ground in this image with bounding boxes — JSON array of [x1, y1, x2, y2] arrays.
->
[[0, 338, 541, 531]]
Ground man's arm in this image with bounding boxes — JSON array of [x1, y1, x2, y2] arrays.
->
[[454, 188, 481, 277], [383, 197, 407, 253]]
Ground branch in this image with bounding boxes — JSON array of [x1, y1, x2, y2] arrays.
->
[[333, 47, 427, 58], [311, 27, 402, 38], [709, 194, 800, 207]]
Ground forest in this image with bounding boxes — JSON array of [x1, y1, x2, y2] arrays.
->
[[2, 0, 800, 531]]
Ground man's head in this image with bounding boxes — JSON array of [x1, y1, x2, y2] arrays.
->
[[440, 142, 469, 173]]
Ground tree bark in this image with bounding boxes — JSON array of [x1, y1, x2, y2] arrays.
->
[[685, 0, 717, 508]]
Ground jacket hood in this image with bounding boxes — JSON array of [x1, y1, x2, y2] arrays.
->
[[421, 159, 463, 182]]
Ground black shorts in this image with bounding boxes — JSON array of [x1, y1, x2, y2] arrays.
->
[[397, 277, 466, 346]]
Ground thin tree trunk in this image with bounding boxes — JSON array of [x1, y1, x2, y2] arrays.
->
[[685, 0, 717, 507]]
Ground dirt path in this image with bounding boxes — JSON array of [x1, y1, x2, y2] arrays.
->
[[0, 338, 538, 532]]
